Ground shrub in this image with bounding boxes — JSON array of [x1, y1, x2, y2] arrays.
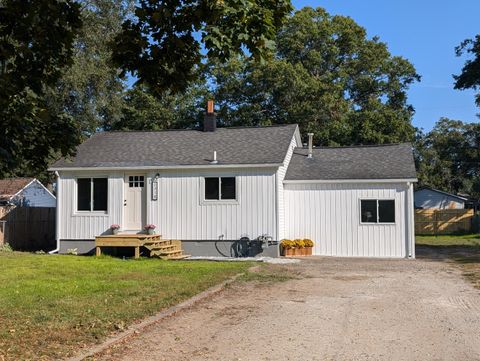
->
[[0, 242, 13, 252], [303, 239, 314, 247]]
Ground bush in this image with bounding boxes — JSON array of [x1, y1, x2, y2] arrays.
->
[[0, 243, 13, 252]]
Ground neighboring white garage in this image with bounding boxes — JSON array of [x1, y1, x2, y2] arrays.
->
[[282, 144, 417, 258]]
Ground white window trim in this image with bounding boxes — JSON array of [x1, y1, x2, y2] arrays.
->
[[359, 198, 396, 225], [200, 177, 239, 205], [74, 177, 109, 215]]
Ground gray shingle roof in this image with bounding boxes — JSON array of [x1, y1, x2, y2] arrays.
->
[[285, 143, 417, 181], [51, 125, 298, 169]]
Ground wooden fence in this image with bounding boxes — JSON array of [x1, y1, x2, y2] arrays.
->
[[0, 206, 56, 251], [415, 208, 474, 235]]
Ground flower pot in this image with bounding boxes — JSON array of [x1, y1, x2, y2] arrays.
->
[[306, 247, 312, 256], [112, 228, 119, 235], [147, 229, 155, 235], [283, 248, 295, 257]]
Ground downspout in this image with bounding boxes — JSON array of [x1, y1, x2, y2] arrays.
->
[[406, 182, 414, 258], [49, 171, 60, 254]]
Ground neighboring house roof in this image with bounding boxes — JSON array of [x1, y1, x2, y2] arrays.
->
[[285, 143, 417, 181], [50, 124, 299, 170], [0, 177, 35, 202], [414, 187, 468, 202]]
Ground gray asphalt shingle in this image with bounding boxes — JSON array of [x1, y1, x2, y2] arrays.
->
[[51, 125, 298, 169], [285, 143, 417, 180]]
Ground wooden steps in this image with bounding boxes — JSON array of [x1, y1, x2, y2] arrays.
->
[[95, 233, 189, 260], [142, 238, 189, 260]]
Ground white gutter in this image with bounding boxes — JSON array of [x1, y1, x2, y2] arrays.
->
[[48, 163, 283, 172], [49, 171, 61, 254], [283, 178, 418, 184]]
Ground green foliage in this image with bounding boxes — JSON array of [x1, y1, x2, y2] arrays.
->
[[46, 0, 134, 135], [454, 34, 480, 109], [415, 118, 480, 198], [109, 83, 209, 131], [210, 7, 420, 145], [0, 243, 13, 253], [0, 0, 83, 179], [111, 0, 293, 96]]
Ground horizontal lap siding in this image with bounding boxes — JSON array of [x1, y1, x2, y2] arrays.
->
[[284, 183, 408, 258], [147, 168, 277, 241], [58, 173, 123, 239]]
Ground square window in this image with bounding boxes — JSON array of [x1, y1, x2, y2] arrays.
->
[[77, 178, 107, 212]]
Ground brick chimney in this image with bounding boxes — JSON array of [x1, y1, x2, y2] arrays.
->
[[204, 100, 216, 132]]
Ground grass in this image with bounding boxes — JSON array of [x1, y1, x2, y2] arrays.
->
[[0, 252, 253, 361], [416, 234, 480, 290], [416, 233, 480, 247]]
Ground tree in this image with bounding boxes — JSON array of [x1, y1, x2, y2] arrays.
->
[[109, 83, 209, 131], [415, 118, 480, 198], [454, 34, 480, 109], [46, 0, 134, 135], [111, 0, 293, 96], [0, 0, 82, 179], [209, 7, 420, 145]]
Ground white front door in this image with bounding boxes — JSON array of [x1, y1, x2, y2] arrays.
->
[[124, 174, 146, 230]]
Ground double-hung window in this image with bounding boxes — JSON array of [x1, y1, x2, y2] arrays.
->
[[77, 178, 108, 212], [360, 199, 395, 224], [204, 177, 236, 201]]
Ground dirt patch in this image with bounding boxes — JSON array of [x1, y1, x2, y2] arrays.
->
[[93, 257, 480, 361]]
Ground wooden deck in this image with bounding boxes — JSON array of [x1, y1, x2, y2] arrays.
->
[[95, 234, 188, 259]]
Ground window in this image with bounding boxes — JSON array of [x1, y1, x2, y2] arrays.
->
[[128, 175, 144, 188], [77, 178, 108, 212], [204, 177, 236, 201], [361, 199, 395, 224]]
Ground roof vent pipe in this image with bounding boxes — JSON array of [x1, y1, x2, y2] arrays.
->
[[307, 133, 314, 159], [204, 99, 216, 132], [210, 150, 218, 164]]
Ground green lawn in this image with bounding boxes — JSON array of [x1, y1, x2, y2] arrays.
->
[[416, 233, 480, 247], [0, 252, 252, 360], [416, 234, 480, 290]]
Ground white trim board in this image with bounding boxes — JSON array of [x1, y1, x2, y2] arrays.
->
[[283, 178, 418, 184], [49, 163, 283, 172]]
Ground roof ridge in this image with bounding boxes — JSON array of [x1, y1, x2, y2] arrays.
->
[[296, 142, 411, 150], [100, 124, 298, 134]]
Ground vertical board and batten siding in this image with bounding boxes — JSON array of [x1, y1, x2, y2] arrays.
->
[[57, 172, 123, 239], [147, 168, 277, 241], [284, 182, 409, 258], [276, 135, 299, 240]]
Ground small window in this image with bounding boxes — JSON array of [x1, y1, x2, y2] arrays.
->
[[77, 178, 108, 212], [361, 199, 395, 224], [128, 175, 144, 188], [204, 177, 236, 201]]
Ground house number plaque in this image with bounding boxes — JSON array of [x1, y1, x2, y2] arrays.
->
[[152, 178, 158, 201]]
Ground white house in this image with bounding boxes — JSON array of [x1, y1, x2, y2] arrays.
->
[[49, 104, 417, 258], [0, 178, 56, 207], [414, 187, 467, 209]]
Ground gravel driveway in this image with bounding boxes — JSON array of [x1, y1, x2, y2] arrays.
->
[[96, 256, 480, 361]]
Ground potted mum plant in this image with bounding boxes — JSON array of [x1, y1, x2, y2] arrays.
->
[[110, 224, 120, 235], [144, 224, 156, 235], [280, 239, 314, 256]]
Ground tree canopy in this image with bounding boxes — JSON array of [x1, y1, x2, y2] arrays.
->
[[0, 0, 82, 179], [454, 34, 480, 110], [415, 118, 480, 198], [209, 7, 420, 145], [112, 0, 293, 96]]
